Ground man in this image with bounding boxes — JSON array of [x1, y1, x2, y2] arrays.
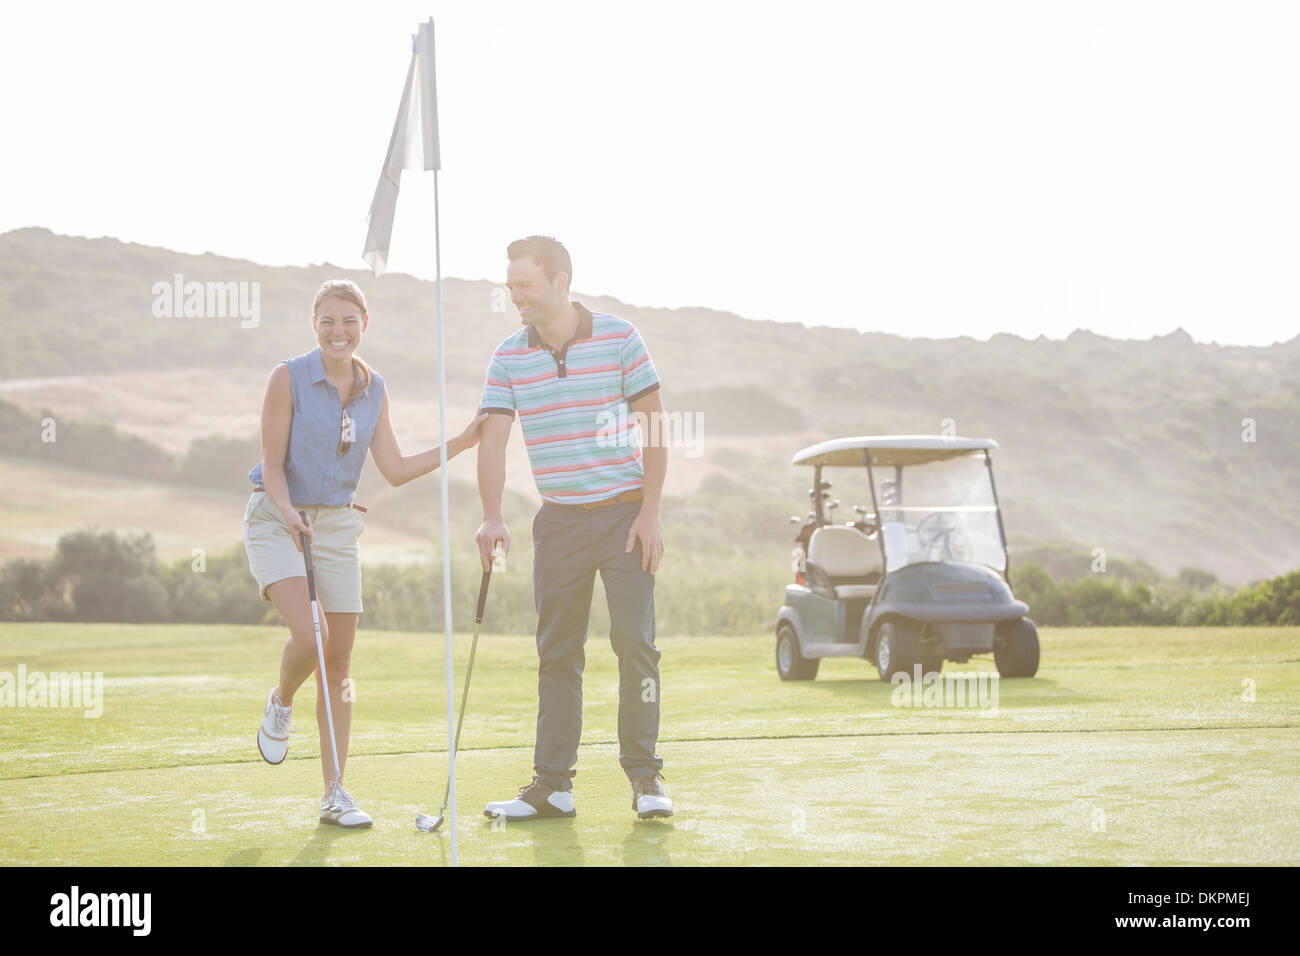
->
[[475, 235, 672, 821]]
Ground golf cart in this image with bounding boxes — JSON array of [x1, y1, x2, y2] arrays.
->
[[775, 436, 1040, 681]]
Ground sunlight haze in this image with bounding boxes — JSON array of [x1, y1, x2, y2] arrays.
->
[[2, 0, 1296, 345]]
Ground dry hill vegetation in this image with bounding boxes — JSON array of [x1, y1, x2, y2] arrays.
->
[[2, 227, 1298, 587]]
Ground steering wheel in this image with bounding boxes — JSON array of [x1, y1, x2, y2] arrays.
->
[[916, 512, 970, 560], [852, 507, 879, 536]]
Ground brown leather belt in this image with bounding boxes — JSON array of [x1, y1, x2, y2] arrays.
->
[[252, 487, 367, 513], [548, 489, 643, 510]]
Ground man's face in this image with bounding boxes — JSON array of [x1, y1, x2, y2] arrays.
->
[[506, 255, 566, 326]]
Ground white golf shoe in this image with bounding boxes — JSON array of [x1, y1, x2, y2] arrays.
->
[[632, 773, 673, 819], [257, 687, 293, 765], [320, 782, 373, 828], [484, 776, 576, 821]]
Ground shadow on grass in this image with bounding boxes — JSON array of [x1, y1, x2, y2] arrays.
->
[[288, 823, 368, 865], [417, 827, 450, 867], [518, 817, 586, 867], [795, 676, 1107, 709], [222, 848, 264, 867], [622, 818, 674, 866], [469, 815, 590, 866]]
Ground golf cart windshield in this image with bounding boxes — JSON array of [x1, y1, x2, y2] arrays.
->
[[870, 452, 1006, 573]]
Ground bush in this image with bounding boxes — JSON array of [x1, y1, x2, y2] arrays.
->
[[0, 558, 71, 621], [159, 546, 270, 625], [1206, 569, 1300, 626], [2, 528, 1299, 631], [49, 529, 169, 622]]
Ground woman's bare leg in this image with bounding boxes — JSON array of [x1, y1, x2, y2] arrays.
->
[[266, 576, 327, 708], [264, 581, 360, 788]]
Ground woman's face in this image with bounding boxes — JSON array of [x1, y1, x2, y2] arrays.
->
[[313, 295, 368, 361]]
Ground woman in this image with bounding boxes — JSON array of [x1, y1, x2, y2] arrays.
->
[[243, 278, 484, 828]]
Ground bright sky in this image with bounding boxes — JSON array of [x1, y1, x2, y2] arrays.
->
[[2, 0, 1297, 345]]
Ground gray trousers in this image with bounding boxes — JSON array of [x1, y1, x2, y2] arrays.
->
[[531, 499, 662, 791]]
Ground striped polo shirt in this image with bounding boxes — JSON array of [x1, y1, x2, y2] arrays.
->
[[478, 303, 661, 504]]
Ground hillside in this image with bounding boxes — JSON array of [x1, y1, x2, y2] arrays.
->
[[2, 227, 1298, 583]]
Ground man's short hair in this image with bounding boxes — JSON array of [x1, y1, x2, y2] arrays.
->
[[507, 235, 572, 286]]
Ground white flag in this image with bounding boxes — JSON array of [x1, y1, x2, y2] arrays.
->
[[363, 19, 441, 276]]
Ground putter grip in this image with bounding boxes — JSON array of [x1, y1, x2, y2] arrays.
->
[[476, 569, 491, 624], [298, 510, 317, 602]]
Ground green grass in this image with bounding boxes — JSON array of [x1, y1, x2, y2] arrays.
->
[[1, 624, 1297, 866]]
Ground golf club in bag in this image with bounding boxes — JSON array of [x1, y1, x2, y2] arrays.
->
[[299, 512, 343, 790], [416, 543, 500, 832]]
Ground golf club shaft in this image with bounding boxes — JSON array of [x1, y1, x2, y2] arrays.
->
[[300, 511, 343, 786], [437, 567, 491, 813]]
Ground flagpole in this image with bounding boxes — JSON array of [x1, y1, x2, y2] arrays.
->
[[422, 22, 457, 865], [362, 19, 453, 861], [434, 164, 457, 866]]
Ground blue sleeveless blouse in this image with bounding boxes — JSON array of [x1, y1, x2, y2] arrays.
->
[[248, 348, 386, 506]]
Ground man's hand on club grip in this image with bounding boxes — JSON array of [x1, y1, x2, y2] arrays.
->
[[476, 519, 511, 572]]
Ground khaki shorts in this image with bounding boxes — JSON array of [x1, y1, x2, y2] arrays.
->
[[242, 491, 366, 613]]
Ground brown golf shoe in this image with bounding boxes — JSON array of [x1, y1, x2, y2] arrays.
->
[[484, 776, 576, 821], [632, 773, 674, 819]]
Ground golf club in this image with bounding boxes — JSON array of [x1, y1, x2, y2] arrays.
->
[[299, 512, 343, 788], [415, 542, 499, 832]]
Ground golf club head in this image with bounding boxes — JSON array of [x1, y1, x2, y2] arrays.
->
[[414, 812, 445, 832]]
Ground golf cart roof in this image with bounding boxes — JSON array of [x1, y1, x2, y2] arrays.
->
[[792, 436, 999, 468]]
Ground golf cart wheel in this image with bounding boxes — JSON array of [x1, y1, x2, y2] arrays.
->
[[873, 618, 921, 682], [995, 617, 1040, 678], [776, 625, 819, 681]]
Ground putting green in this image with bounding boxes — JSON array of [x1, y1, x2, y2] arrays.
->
[[1, 624, 1296, 865]]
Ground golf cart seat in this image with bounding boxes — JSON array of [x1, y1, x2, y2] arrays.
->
[[806, 526, 883, 600]]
